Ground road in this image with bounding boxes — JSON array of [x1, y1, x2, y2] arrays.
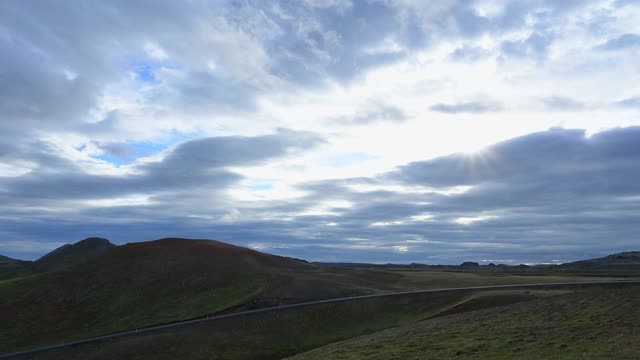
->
[[1, 280, 639, 359]]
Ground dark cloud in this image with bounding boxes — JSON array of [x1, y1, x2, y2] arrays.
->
[[430, 101, 502, 114], [0, 130, 323, 201], [260, 1, 426, 85], [6, 127, 639, 265], [98, 143, 136, 161], [147, 129, 323, 170], [390, 127, 640, 188]]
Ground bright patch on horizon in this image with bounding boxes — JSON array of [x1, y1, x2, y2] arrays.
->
[[297, 200, 353, 217], [370, 220, 405, 227], [393, 245, 409, 253], [455, 215, 497, 225], [82, 195, 151, 207], [410, 213, 434, 221]]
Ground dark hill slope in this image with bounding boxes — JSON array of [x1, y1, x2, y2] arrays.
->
[[0, 238, 395, 353], [0, 255, 18, 263], [32, 237, 116, 272], [0, 237, 117, 281], [0, 255, 31, 281], [558, 251, 640, 270]]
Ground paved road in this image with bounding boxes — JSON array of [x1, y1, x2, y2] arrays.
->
[[2, 280, 639, 359]]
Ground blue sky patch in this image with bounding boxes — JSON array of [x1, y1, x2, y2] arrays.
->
[[92, 130, 202, 166], [127, 57, 181, 84]]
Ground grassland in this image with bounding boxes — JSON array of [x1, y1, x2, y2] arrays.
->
[[2, 238, 638, 358], [13, 284, 638, 360], [290, 285, 640, 360], [14, 287, 556, 360], [5, 239, 633, 355]]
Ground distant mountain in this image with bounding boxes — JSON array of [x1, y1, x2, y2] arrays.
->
[[32, 237, 116, 272], [558, 251, 640, 270]]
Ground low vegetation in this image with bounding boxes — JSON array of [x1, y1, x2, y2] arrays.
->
[[14, 285, 639, 360], [290, 285, 640, 360], [16, 288, 564, 360], [1, 238, 638, 358]]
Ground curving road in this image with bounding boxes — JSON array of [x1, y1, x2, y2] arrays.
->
[[2, 280, 639, 359]]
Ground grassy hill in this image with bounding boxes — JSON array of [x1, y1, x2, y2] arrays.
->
[[0, 238, 406, 353], [0, 238, 307, 352], [0, 255, 31, 281], [31, 237, 116, 272], [290, 285, 640, 360], [0, 237, 117, 281]]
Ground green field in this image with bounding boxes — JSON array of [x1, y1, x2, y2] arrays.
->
[[290, 285, 640, 360], [12, 284, 638, 360], [1, 265, 629, 354]]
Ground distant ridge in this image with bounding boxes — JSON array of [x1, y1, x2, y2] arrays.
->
[[0, 237, 117, 280], [1, 238, 638, 273], [0, 255, 19, 263], [558, 251, 640, 270], [33, 237, 116, 272], [313, 251, 640, 270], [0, 255, 30, 281]]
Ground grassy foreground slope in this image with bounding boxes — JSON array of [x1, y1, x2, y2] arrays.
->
[[17, 288, 570, 360], [291, 285, 640, 360], [16, 285, 635, 360]]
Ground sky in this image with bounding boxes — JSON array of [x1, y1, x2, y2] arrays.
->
[[1, 0, 639, 264]]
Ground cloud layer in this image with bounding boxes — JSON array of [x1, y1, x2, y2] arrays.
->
[[0, 0, 639, 263]]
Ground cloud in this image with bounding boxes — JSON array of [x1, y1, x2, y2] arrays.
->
[[448, 46, 491, 62], [615, 96, 640, 109], [2, 127, 640, 264], [595, 33, 640, 51], [1, 1, 639, 265], [430, 101, 502, 114], [389, 127, 640, 188], [0, 130, 323, 201], [541, 96, 586, 111], [330, 101, 408, 125], [500, 32, 553, 61]]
